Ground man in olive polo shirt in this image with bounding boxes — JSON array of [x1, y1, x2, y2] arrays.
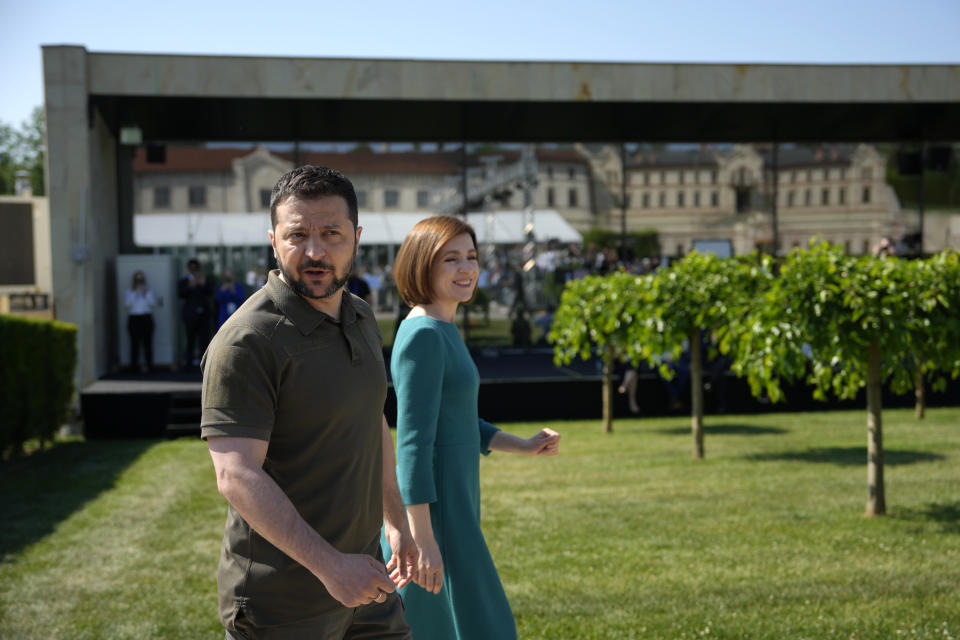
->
[[202, 166, 414, 639]]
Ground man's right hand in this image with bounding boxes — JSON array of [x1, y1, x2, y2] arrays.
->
[[318, 552, 396, 608]]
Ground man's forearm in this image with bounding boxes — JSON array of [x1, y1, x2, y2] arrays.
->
[[217, 461, 339, 581]]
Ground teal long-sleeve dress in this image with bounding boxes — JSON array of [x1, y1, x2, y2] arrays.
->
[[382, 315, 517, 640]]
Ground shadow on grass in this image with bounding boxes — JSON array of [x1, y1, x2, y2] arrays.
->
[[894, 501, 960, 534], [745, 447, 945, 466], [655, 423, 789, 436], [0, 439, 157, 558]]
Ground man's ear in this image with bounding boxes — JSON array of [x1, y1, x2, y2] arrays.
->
[[354, 226, 363, 257]]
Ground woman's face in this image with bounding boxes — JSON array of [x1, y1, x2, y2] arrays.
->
[[430, 233, 479, 307]]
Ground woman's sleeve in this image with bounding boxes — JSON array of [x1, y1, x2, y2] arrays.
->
[[478, 419, 500, 456], [394, 327, 444, 505]]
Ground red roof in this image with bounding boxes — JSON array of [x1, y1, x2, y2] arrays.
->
[[132, 146, 588, 175], [132, 146, 252, 172]]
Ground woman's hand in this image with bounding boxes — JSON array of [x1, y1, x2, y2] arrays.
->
[[525, 428, 561, 456], [414, 537, 444, 594]]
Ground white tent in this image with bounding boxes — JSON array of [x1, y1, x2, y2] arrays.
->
[[134, 210, 581, 247]]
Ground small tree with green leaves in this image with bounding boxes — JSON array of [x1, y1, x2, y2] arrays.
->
[[550, 271, 647, 433], [630, 251, 772, 459], [903, 251, 960, 419], [734, 242, 960, 516]]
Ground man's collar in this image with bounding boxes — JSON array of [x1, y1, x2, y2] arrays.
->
[[266, 270, 367, 336]]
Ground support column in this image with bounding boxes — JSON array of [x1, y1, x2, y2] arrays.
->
[[43, 45, 121, 391]]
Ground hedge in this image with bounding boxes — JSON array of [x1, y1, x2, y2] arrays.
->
[[0, 315, 77, 456]]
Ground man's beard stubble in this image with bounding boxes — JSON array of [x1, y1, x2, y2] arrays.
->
[[280, 255, 354, 301]]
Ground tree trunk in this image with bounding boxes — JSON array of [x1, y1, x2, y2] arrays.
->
[[865, 339, 886, 516], [601, 343, 614, 433], [915, 359, 925, 419], [690, 328, 704, 460]]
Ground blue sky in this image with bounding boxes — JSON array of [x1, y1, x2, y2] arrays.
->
[[1, 0, 958, 127]]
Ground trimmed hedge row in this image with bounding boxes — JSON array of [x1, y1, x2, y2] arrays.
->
[[0, 315, 77, 456]]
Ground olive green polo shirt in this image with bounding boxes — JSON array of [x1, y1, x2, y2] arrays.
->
[[201, 270, 387, 628]]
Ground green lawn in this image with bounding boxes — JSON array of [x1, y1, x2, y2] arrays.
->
[[1, 408, 958, 639]]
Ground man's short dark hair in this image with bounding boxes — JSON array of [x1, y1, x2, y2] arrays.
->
[[270, 166, 359, 230]]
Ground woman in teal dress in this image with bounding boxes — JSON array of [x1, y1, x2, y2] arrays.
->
[[382, 215, 560, 640]]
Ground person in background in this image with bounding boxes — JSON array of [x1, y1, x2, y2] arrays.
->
[[384, 215, 560, 640], [215, 268, 246, 329], [124, 270, 157, 372], [348, 267, 373, 306], [178, 258, 212, 368]]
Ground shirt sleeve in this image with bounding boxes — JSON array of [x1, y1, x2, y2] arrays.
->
[[200, 325, 278, 441], [478, 418, 499, 456], [393, 326, 444, 505]]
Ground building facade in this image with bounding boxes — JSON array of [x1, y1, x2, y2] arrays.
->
[[579, 143, 898, 256]]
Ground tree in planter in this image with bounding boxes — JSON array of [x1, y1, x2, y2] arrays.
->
[[904, 251, 960, 419], [549, 271, 647, 433], [734, 242, 960, 516], [631, 251, 772, 459]]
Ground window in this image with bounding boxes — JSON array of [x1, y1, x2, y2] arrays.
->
[[840, 168, 846, 180], [188, 185, 206, 207], [658, 192, 666, 207], [711, 191, 718, 207], [862, 167, 873, 180], [568, 188, 578, 207], [153, 186, 170, 208], [711, 171, 717, 184], [822, 188, 830, 205], [643, 172, 650, 185], [416, 190, 429, 208], [547, 187, 555, 207], [838, 188, 846, 205], [804, 189, 812, 206], [546, 166, 554, 180], [806, 170, 812, 182], [694, 191, 701, 207], [787, 190, 795, 207], [862, 187, 871, 203], [735, 188, 749, 213], [679, 171, 685, 185], [660, 170, 666, 184], [259, 188, 271, 209], [384, 189, 399, 207], [677, 192, 685, 207], [568, 167, 576, 179], [642, 192, 650, 208], [791, 171, 797, 183], [357, 190, 367, 208], [862, 239, 871, 255]]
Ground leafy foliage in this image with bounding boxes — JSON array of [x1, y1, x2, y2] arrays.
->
[[733, 242, 960, 402], [0, 106, 45, 196], [549, 271, 647, 367]]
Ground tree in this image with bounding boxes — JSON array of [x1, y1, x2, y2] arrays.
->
[[734, 242, 960, 516], [904, 252, 960, 418], [631, 251, 772, 459], [0, 106, 45, 196], [549, 271, 647, 433]]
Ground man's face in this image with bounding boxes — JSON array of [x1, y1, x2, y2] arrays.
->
[[269, 195, 361, 305]]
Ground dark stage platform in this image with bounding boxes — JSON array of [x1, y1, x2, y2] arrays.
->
[[80, 348, 958, 439]]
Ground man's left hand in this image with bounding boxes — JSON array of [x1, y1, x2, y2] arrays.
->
[[384, 522, 418, 589]]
